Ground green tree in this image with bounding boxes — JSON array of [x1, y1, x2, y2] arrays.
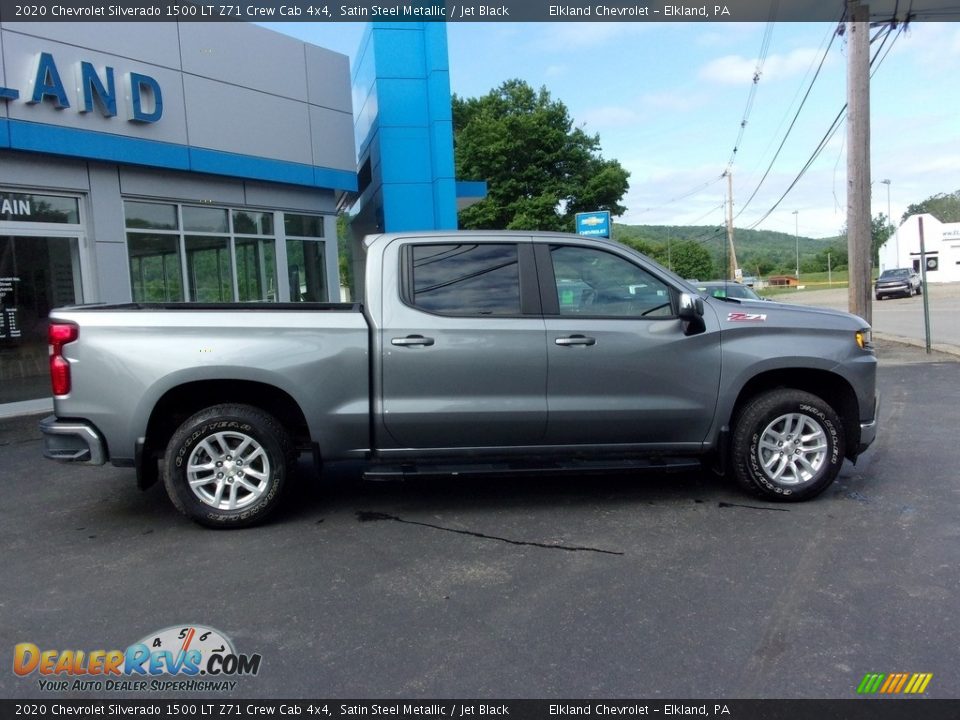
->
[[901, 189, 960, 224], [837, 214, 893, 267], [336, 212, 354, 297], [453, 79, 630, 231], [619, 236, 714, 279], [871, 214, 894, 265], [666, 240, 715, 280]]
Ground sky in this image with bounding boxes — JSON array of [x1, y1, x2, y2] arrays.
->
[[264, 20, 960, 239]]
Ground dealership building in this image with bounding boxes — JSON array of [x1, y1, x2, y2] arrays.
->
[[0, 20, 474, 409], [878, 213, 960, 283]]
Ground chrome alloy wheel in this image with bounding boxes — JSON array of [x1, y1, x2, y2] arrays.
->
[[756, 413, 828, 486], [186, 431, 271, 510]]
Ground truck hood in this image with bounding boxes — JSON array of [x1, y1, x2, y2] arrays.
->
[[706, 297, 869, 330]]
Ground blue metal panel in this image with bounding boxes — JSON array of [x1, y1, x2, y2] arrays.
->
[[456, 180, 488, 199], [426, 70, 453, 122], [189, 147, 314, 186], [314, 166, 359, 192], [376, 78, 429, 128], [379, 126, 432, 184], [432, 178, 458, 229], [5, 119, 358, 191], [423, 23, 449, 71], [382, 182, 434, 231], [372, 28, 426, 78], [351, 21, 462, 233], [429, 120, 454, 179], [9, 120, 189, 170]]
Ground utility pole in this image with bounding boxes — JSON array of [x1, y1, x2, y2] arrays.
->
[[880, 178, 893, 267], [724, 171, 739, 281], [847, 0, 872, 324], [792, 210, 800, 282]]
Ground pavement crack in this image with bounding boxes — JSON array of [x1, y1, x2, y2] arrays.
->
[[0, 438, 40, 448], [718, 501, 790, 512], [356, 511, 624, 555]]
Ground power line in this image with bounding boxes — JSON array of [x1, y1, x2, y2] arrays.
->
[[745, 23, 837, 183], [724, 5, 779, 172], [742, 21, 906, 231], [636, 11, 780, 220], [732, 10, 844, 223], [632, 176, 724, 216]]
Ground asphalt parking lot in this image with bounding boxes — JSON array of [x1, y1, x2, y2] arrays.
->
[[779, 282, 960, 351], [1, 341, 958, 700]]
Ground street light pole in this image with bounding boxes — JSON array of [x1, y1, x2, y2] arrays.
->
[[880, 178, 900, 267], [792, 210, 799, 283]]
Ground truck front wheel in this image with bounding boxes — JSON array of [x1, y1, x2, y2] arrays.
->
[[731, 389, 844, 502], [162, 404, 294, 528]]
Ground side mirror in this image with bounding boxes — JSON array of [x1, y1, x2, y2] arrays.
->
[[678, 292, 705, 335]]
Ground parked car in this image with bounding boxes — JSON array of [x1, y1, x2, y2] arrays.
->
[[40, 231, 878, 527], [875, 268, 921, 300], [695, 281, 766, 301]]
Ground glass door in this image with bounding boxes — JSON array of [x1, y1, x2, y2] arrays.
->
[[0, 236, 81, 403]]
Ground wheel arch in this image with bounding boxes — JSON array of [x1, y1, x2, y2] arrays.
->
[[142, 381, 310, 475], [729, 368, 861, 460]]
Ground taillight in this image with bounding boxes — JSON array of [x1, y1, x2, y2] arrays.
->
[[49, 322, 79, 396]]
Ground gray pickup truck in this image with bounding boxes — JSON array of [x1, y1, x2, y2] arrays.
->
[[41, 231, 879, 527]]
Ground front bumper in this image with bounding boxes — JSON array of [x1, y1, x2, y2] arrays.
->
[[39, 416, 107, 465], [875, 284, 910, 298], [858, 393, 880, 454]]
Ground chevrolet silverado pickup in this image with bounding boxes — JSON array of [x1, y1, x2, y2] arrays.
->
[[40, 231, 879, 527]]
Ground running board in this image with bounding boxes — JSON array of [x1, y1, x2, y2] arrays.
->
[[363, 456, 701, 481]]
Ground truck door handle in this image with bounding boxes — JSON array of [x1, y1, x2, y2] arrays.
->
[[391, 335, 435, 347], [555, 335, 596, 347]]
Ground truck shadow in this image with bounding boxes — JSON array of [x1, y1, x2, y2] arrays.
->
[[277, 456, 739, 523]]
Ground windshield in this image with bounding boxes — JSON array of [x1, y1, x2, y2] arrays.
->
[[879, 269, 910, 279], [697, 283, 761, 301]]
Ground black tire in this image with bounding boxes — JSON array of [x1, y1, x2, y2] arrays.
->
[[163, 404, 294, 528], [875, 294, 882, 301], [731, 389, 844, 502], [917, 284, 922, 295]]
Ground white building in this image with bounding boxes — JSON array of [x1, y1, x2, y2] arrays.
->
[[879, 213, 960, 283]]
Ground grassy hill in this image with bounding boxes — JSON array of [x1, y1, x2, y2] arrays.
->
[[611, 223, 846, 279]]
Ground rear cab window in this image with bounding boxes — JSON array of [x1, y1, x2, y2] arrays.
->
[[404, 243, 523, 316]]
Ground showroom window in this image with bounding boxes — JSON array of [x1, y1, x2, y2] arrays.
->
[[125, 202, 295, 303], [1, 191, 84, 404], [284, 213, 326, 302]]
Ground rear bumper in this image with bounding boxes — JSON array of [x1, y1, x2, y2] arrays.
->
[[39, 416, 107, 465]]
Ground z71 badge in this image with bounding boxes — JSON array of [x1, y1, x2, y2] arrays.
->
[[727, 312, 767, 322]]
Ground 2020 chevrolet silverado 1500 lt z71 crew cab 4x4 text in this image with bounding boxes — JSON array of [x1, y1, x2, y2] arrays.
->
[[40, 232, 879, 527]]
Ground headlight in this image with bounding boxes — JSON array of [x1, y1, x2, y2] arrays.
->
[[856, 329, 873, 350]]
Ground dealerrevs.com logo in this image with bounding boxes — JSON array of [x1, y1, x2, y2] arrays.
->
[[13, 625, 262, 693]]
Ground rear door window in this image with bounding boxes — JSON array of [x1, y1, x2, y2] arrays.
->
[[409, 243, 521, 316]]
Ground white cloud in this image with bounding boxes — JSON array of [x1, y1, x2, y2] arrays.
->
[[534, 22, 649, 50], [578, 106, 640, 130], [640, 89, 708, 113], [699, 48, 828, 85]]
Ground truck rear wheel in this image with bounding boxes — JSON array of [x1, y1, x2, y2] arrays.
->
[[731, 389, 844, 502], [162, 404, 294, 528]]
